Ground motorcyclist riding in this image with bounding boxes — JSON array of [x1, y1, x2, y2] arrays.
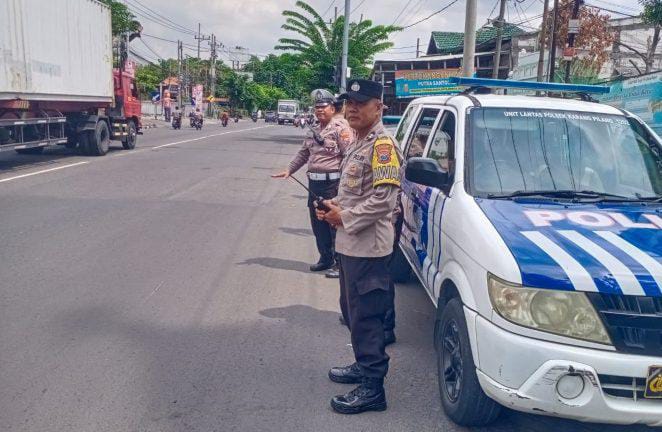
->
[[172, 106, 182, 129]]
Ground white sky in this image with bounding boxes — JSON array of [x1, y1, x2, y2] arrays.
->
[[128, 0, 644, 65]]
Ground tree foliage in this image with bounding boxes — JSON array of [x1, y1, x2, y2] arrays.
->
[[100, 0, 141, 36], [541, 1, 614, 80], [641, 0, 662, 26], [135, 65, 162, 95], [243, 54, 312, 100], [275, 1, 400, 90]]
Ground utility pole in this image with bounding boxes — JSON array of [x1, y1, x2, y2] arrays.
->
[[335, 6, 338, 20], [536, 0, 550, 82], [462, 0, 477, 77], [548, 0, 560, 82], [177, 40, 183, 109], [340, 0, 351, 92], [492, 0, 507, 79], [195, 28, 211, 61], [416, 38, 420, 58], [564, 0, 582, 83], [210, 34, 218, 115]]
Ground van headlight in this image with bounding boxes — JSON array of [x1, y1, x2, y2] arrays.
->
[[488, 274, 611, 345]]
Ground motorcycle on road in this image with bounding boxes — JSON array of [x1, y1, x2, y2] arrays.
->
[[192, 116, 203, 130], [172, 114, 182, 130]]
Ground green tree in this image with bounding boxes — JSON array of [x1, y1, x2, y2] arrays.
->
[[243, 54, 312, 99], [135, 64, 162, 95], [640, 0, 662, 74], [275, 1, 400, 90], [100, 0, 141, 36]]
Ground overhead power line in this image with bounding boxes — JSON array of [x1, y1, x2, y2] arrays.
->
[[584, 3, 638, 17], [127, 0, 196, 35], [392, 0, 415, 25], [140, 38, 165, 60], [142, 34, 209, 51], [351, 0, 367, 15], [402, 0, 461, 29], [322, 0, 336, 18], [592, 0, 640, 13]]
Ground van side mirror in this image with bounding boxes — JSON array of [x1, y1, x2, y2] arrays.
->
[[405, 157, 449, 189]]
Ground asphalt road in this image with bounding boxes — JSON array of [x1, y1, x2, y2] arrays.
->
[[0, 120, 655, 432]]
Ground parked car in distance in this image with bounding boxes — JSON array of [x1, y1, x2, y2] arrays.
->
[[264, 111, 277, 123]]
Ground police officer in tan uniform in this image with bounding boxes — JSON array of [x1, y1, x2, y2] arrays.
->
[[272, 90, 353, 273], [316, 79, 401, 414]]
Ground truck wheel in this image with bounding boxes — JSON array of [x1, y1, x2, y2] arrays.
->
[[88, 121, 110, 156], [15, 147, 44, 155], [122, 120, 137, 150], [389, 246, 412, 283], [436, 298, 501, 426]]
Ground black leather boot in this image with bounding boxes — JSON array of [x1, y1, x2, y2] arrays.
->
[[330, 377, 386, 414], [328, 362, 363, 384], [325, 265, 340, 278], [310, 259, 334, 272]]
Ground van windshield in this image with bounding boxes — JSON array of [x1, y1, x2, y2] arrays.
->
[[469, 108, 662, 199], [278, 105, 295, 113]]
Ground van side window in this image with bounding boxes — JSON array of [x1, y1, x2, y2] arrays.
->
[[404, 108, 441, 160], [426, 111, 456, 175], [395, 105, 416, 145]]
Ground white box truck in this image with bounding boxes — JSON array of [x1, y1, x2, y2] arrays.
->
[[0, 0, 142, 156], [277, 99, 299, 125]]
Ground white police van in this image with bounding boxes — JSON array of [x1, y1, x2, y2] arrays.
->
[[390, 78, 662, 427]]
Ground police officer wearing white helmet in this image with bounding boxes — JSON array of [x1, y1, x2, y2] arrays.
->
[[272, 89, 354, 276]]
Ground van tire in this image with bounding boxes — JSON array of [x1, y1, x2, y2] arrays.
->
[[389, 246, 412, 283], [436, 298, 501, 426], [87, 121, 110, 156]]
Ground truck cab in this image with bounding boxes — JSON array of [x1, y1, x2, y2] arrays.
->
[[112, 68, 141, 129], [391, 78, 662, 427]]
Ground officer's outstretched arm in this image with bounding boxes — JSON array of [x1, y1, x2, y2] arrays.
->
[[287, 141, 311, 175]]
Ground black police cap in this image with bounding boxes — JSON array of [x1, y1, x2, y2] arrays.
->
[[338, 79, 383, 102]]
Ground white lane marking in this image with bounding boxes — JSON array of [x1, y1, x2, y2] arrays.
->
[[521, 231, 599, 292], [0, 125, 274, 184], [558, 230, 645, 295], [595, 231, 662, 291], [0, 161, 89, 184], [152, 125, 273, 150]]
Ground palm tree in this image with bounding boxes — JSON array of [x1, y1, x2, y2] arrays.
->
[[275, 1, 400, 89]]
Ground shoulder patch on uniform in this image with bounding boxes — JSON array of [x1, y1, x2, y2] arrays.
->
[[372, 136, 400, 187]]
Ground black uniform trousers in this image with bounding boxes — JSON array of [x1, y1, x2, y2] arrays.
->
[[307, 178, 340, 264], [339, 210, 403, 333], [338, 253, 391, 379]]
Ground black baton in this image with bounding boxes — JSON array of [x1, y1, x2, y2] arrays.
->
[[288, 176, 330, 211]]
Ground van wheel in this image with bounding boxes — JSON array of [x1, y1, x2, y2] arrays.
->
[[389, 246, 412, 283], [87, 121, 110, 156], [436, 298, 501, 426], [122, 120, 137, 150]]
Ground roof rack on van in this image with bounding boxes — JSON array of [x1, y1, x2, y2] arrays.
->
[[448, 77, 610, 103]]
